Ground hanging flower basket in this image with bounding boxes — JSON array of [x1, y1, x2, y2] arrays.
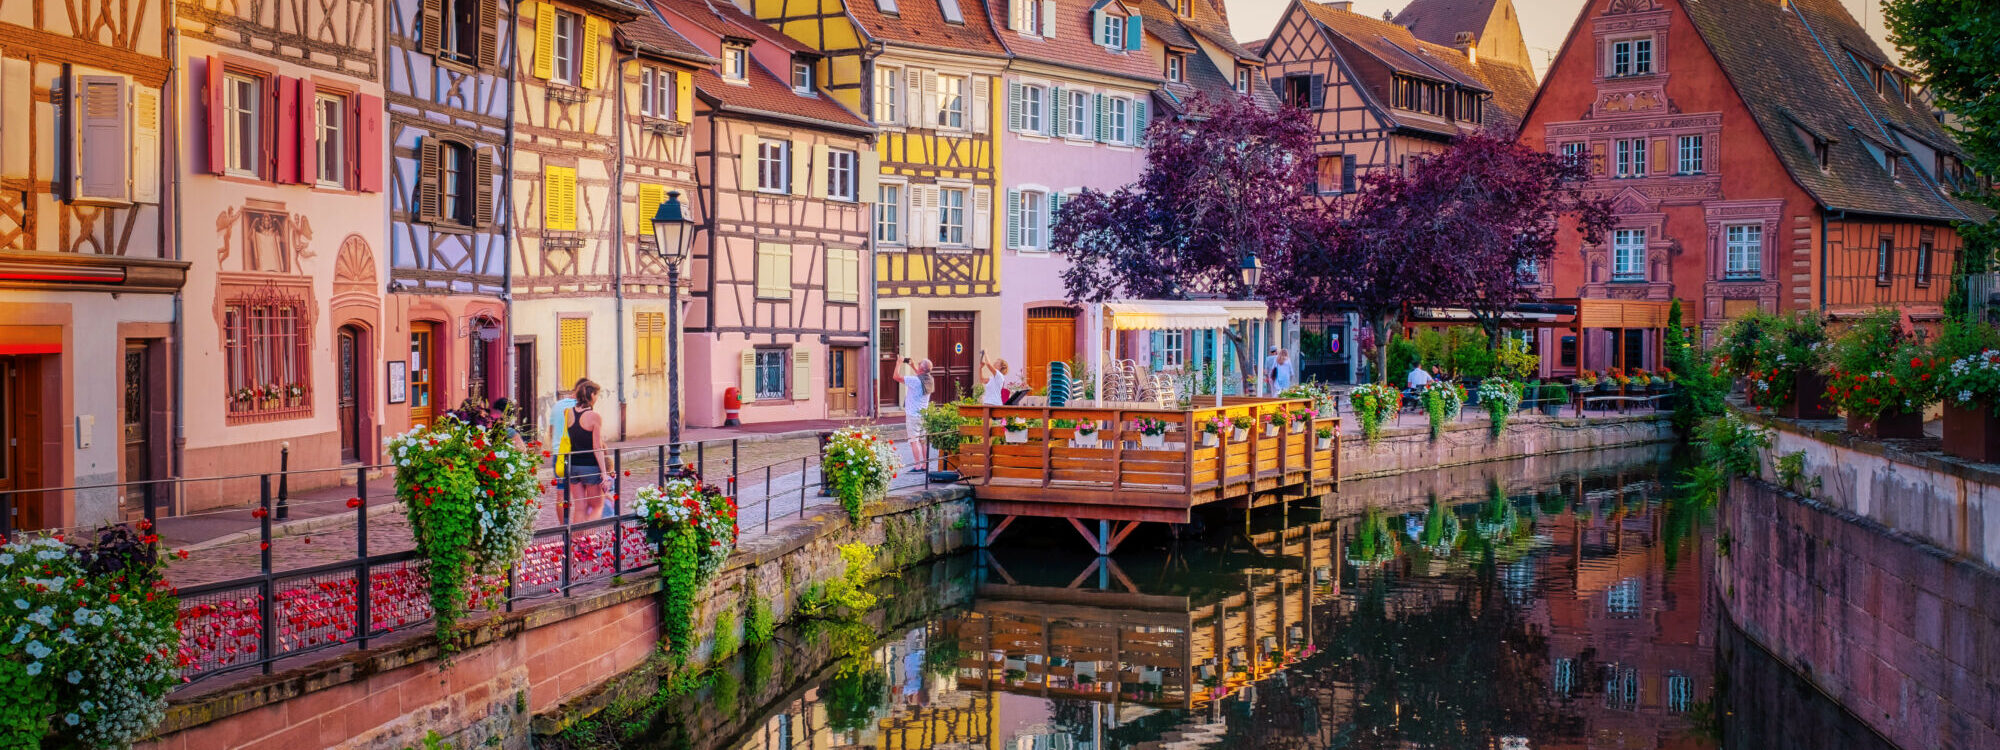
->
[[1133, 417, 1169, 450], [1003, 416, 1031, 444], [635, 478, 738, 657]]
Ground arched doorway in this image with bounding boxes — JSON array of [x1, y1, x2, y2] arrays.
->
[[336, 324, 369, 464]]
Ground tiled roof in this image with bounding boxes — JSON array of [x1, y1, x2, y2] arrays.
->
[[993, 0, 1158, 82], [1297, 1, 1487, 91], [1143, 0, 1256, 61], [1478, 59, 1535, 134], [1391, 0, 1497, 49], [1680, 0, 1985, 221], [693, 64, 871, 131], [618, 9, 715, 64], [1141, 0, 1276, 113], [650, 0, 815, 54], [1143, 13, 1198, 50], [845, 0, 1008, 56]]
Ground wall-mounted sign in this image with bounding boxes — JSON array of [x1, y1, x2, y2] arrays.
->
[[387, 360, 408, 404]]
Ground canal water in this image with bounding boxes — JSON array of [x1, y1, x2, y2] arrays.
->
[[561, 446, 1895, 750]]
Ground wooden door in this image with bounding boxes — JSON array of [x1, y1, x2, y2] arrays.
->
[[467, 334, 490, 405], [877, 313, 901, 407], [827, 347, 859, 417], [927, 312, 976, 403], [1, 356, 46, 531], [513, 341, 536, 436], [1024, 307, 1078, 391], [336, 326, 362, 463], [121, 345, 151, 519], [409, 323, 438, 427]]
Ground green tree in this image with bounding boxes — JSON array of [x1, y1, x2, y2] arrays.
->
[[1886, 0, 2000, 321]]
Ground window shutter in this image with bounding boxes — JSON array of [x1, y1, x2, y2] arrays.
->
[[738, 133, 760, 189], [545, 164, 577, 230], [792, 349, 811, 400], [907, 185, 931, 248], [1048, 192, 1062, 238], [1050, 86, 1066, 136], [1149, 331, 1163, 370], [789, 141, 809, 195], [970, 75, 990, 133], [1126, 12, 1141, 51], [275, 76, 299, 184], [858, 151, 879, 201], [637, 183, 664, 235], [478, 0, 502, 69], [739, 350, 758, 402], [417, 138, 442, 222], [844, 248, 861, 301], [205, 56, 228, 175], [1094, 93, 1107, 142], [919, 71, 938, 128], [473, 146, 497, 226], [1092, 9, 1105, 43], [580, 16, 603, 89], [1007, 81, 1022, 133], [674, 70, 693, 123], [1650, 138, 1667, 176], [1007, 0, 1022, 31], [1590, 141, 1606, 175], [131, 85, 161, 204], [1132, 98, 1148, 144], [1041, 0, 1057, 36], [419, 0, 443, 56], [1308, 75, 1325, 109], [972, 186, 993, 249], [71, 73, 130, 203], [559, 318, 588, 386], [295, 78, 317, 186], [825, 247, 845, 301], [533, 4, 556, 80], [355, 94, 384, 192], [809, 143, 830, 199], [1341, 154, 1356, 193], [1004, 189, 1020, 249]]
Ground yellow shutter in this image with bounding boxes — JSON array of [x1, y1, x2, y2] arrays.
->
[[809, 144, 830, 199], [637, 183, 664, 236], [559, 317, 587, 387], [792, 348, 811, 400], [580, 16, 603, 89], [790, 140, 810, 196], [739, 349, 758, 402], [675, 70, 693, 123], [544, 165, 577, 231], [858, 151, 880, 202], [739, 132, 759, 190], [757, 243, 792, 299], [827, 247, 860, 303], [533, 4, 556, 80]]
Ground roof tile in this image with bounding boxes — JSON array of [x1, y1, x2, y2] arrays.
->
[[845, 0, 1008, 56], [995, 0, 1159, 82]]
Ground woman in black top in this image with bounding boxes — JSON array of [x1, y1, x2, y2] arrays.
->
[[566, 380, 611, 519]]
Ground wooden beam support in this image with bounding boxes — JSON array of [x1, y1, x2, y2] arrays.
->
[[1067, 516, 1106, 555], [982, 514, 1016, 548]]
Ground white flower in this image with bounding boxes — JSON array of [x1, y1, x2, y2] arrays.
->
[[66, 670, 83, 684], [1960, 390, 1974, 403], [25, 662, 41, 676]]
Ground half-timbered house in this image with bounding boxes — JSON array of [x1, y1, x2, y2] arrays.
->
[[648, 0, 875, 428], [0, 0, 184, 529], [512, 0, 644, 442], [177, 0, 389, 500], [1519, 0, 1986, 376], [383, 0, 513, 441], [1144, 0, 1278, 118], [754, 0, 1007, 407]]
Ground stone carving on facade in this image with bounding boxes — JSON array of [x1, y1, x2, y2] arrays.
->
[[1605, 0, 1659, 15], [1602, 91, 1662, 114]]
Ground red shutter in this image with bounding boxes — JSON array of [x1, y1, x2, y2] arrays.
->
[[296, 78, 317, 186], [355, 94, 383, 193], [274, 76, 296, 183], [205, 57, 227, 175]]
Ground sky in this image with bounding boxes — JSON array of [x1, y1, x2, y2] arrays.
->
[[1223, 0, 1906, 79]]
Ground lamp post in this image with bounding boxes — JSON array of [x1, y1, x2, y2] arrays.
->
[[1241, 253, 1263, 395], [650, 190, 696, 470]]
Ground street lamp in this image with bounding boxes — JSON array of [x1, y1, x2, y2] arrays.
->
[[650, 190, 696, 470], [1239, 252, 1262, 292]]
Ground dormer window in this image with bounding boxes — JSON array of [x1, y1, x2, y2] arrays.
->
[[1099, 14, 1124, 48], [1176, 0, 1192, 15], [875, 0, 897, 12], [792, 60, 813, 93], [1235, 67, 1250, 94], [1609, 37, 1652, 77], [938, 0, 964, 24], [723, 45, 747, 82], [1166, 54, 1183, 82]]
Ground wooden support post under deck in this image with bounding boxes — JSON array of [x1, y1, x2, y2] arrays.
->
[[982, 514, 1016, 548]]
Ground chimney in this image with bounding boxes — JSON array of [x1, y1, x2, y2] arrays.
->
[[1454, 31, 1478, 64]]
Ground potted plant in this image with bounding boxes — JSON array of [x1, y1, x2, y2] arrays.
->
[[1942, 348, 2000, 463], [1822, 309, 1938, 439], [1288, 408, 1313, 434], [1003, 415, 1032, 444], [1349, 384, 1400, 444], [1628, 368, 1651, 395], [285, 383, 307, 406], [1072, 420, 1101, 449], [1199, 415, 1226, 447], [1133, 417, 1169, 449], [1260, 412, 1284, 438], [1229, 415, 1253, 441], [1315, 424, 1334, 450], [1478, 378, 1522, 434]]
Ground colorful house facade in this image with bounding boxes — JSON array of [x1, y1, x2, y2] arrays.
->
[[176, 0, 389, 502], [383, 0, 515, 443], [1519, 0, 1985, 375], [0, 0, 184, 529], [755, 0, 1007, 407], [647, 0, 876, 428]]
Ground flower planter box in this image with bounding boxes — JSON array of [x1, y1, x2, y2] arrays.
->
[[1846, 409, 1925, 440], [1202, 433, 1219, 447], [1776, 372, 1836, 420], [1004, 429, 1029, 444], [1140, 434, 1166, 450], [1231, 427, 1249, 441], [1290, 423, 1306, 434], [1942, 403, 2000, 464], [1263, 426, 1280, 438], [1315, 436, 1332, 450]]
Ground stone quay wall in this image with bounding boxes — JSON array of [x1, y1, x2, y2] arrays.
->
[[135, 486, 975, 750], [1338, 412, 1673, 482]]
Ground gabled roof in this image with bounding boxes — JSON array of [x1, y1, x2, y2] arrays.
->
[[1679, 0, 1983, 222], [1392, 0, 1497, 49], [618, 9, 717, 65], [1143, 0, 1278, 114], [649, 0, 871, 131], [991, 0, 1159, 83], [1296, 0, 1488, 91], [845, 0, 1008, 57], [1477, 59, 1535, 134], [651, 0, 815, 54], [1144, 0, 1255, 61]]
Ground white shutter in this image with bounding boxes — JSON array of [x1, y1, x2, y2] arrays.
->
[[739, 350, 758, 402], [858, 151, 880, 202], [1041, 0, 1057, 37], [792, 348, 812, 400], [1091, 9, 1106, 45], [972, 186, 993, 249], [971, 76, 991, 134], [72, 72, 131, 203], [1007, 0, 1023, 31], [790, 141, 810, 195], [809, 143, 830, 198], [130, 85, 161, 204], [1005, 189, 1021, 249], [920, 71, 939, 129], [1007, 81, 1022, 133], [914, 185, 938, 248]]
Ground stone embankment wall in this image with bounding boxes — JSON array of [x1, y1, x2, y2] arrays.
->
[[135, 487, 974, 750], [1338, 413, 1672, 482], [1720, 474, 2000, 750]]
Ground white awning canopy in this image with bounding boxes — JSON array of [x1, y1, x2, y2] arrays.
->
[[1103, 300, 1269, 331]]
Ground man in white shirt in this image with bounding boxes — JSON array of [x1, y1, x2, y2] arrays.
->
[[1407, 364, 1435, 389]]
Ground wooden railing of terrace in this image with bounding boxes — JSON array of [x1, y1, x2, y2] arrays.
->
[[955, 398, 1339, 553]]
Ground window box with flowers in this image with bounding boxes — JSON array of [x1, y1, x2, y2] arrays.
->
[[1821, 310, 1938, 439], [1942, 347, 2000, 463], [1002, 416, 1033, 444], [1199, 415, 1227, 447], [1132, 417, 1170, 450], [1228, 415, 1253, 442], [1068, 420, 1101, 449], [1288, 408, 1313, 434], [221, 287, 314, 424], [1259, 411, 1284, 438]]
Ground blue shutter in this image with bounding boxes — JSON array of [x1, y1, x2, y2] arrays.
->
[[1126, 12, 1142, 51], [1149, 331, 1164, 370]]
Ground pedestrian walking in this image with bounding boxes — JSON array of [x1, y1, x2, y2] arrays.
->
[[1271, 349, 1297, 392], [564, 380, 613, 519], [901, 358, 934, 474]]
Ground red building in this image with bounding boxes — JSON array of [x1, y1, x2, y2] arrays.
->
[[1519, 0, 1986, 375]]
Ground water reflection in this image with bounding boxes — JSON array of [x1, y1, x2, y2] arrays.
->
[[601, 452, 1891, 750]]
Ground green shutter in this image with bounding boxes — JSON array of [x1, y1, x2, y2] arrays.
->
[[1007, 81, 1022, 133], [1005, 189, 1021, 249], [1133, 99, 1149, 144], [1126, 12, 1142, 51], [1095, 93, 1108, 142], [1051, 86, 1067, 136], [1048, 192, 1063, 238]]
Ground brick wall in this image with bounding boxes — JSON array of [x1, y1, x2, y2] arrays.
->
[[1719, 476, 2000, 750]]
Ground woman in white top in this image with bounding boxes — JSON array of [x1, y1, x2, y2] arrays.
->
[[978, 353, 1020, 406], [900, 358, 934, 474]]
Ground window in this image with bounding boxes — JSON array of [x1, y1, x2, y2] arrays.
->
[[1316, 156, 1340, 195], [1235, 68, 1251, 94], [438, 0, 480, 62], [1611, 37, 1652, 77], [1159, 330, 1185, 367], [1166, 55, 1183, 82], [1613, 229, 1646, 281], [875, 66, 901, 123], [1106, 96, 1129, 144], [756, 243, 793, 299], [1916, 240, 1933, 286], [1020, 0, 1039, 34], [1607, 577, 1641, 614], [641, 67, 675, 118], [1877, 238, 1894, 285], [1018, 84, 1044, 133], [1176, 0, 1191, 15], [1554, 658, 1575, 697], [312, 93, 347, 189], [937, 75, 966, 129], [1100, 15, 1124, 48], [875, 0, 896, 13], [441, 142, 471, 223], [723, 45, 748, 81], [937, 0, 964, 24], [939, 187, 967, 245], [552, 10, 580, 85], [1676, 135, 1703, 174], [1667, 674, 1693, 713], [1010, 189, 1045, 250], [1517, 258, 1540, 284], [827, 247, 861, 303], [1560, 335, 1577, 368], [1067, 91, 1090, 138], [634, 312, 665, 374], [876, 184, 902, 244], [756, 139, 789, 193], [1562, 141, 1586, 164], [1725, 225, 1761, 278], [223, 296, 310, 416], [1615, 138, 1647, 178], [1282, 76, 1312, 108], [755, 349, 788, 400], [223, 72, 262, 178], [825, 149, 857, 201], [792, 61, 813, 92]]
